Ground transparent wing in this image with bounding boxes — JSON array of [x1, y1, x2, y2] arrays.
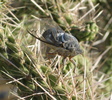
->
[[26, 18, 63, 36], [26, 18, 65, 59]]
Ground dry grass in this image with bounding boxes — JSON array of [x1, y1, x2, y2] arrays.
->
[[0, 0, 112, 100]]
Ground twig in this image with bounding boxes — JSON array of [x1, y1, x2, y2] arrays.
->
[[93, 10, 103, 20], [93, 31, 110, 46], [78, 4, 99, 21], [31, 0, 45, 13], [91, 46, 112, 72], [1, 71, 33, 92], [69, 0, 86, 11], [21, 92, 45, 99], [32, 78, 57, 100], [0, 53, 26, 75], [3, 4, 20, 22]]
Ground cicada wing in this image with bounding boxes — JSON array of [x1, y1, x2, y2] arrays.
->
[[27, 18, 63, 32], [27, 18, 64, 59]]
